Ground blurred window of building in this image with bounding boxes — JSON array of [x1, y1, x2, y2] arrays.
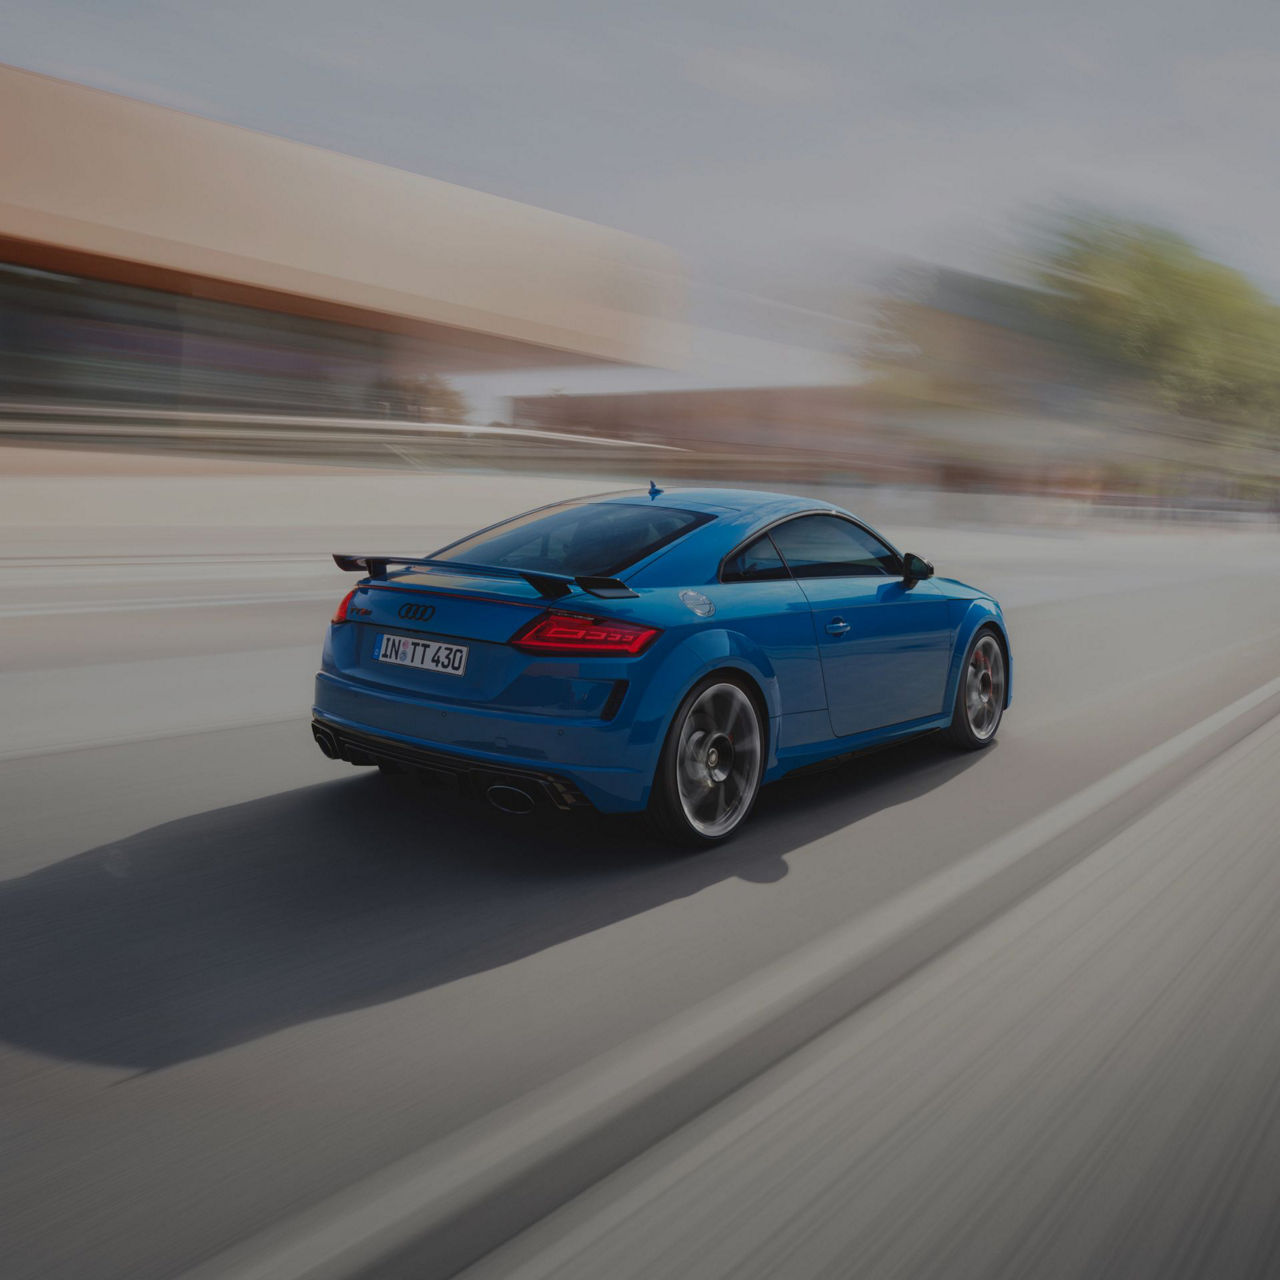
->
[[0, 262, 405, 415]]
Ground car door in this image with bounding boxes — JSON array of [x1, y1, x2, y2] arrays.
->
[[717, 532, 827, 719], [768, 514, 953, 737]]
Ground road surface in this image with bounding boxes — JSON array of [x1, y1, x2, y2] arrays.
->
[[465, 711, 1280, 1280], [2, 472, 1279, 1279]]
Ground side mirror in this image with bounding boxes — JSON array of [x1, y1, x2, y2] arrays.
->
[[902, 552, 934, 584]]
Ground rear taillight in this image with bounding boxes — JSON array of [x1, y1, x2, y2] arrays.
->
[[332, 588, 357, 623], [511, 613, 661, 656]]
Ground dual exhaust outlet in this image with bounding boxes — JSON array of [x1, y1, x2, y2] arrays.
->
[[313, 722, 538, 814]]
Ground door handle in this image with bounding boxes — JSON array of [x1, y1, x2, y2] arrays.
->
[[825, 617, 851, 636]]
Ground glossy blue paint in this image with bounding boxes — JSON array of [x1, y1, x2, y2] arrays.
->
[[312, 488, 1012, 812], [797, 576, 954, 735]]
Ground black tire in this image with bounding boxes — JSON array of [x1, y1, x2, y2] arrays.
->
[[647, 673, 766, 847], [946, 626, 1007, 751]]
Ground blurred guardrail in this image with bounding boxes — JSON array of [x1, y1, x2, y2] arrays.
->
[[0, 400, 890, 489], [0, 402, 683, 471], [4, 402, 1277, 530]]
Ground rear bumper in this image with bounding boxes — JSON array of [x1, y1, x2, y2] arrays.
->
[[312, 672, 653, 811], [311, 718, 594, 811]]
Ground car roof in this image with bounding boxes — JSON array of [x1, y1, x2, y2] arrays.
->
[[582, 487, 891, 588], [593, 487, 821, 518]]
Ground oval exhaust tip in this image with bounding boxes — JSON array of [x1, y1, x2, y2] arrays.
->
[[487, 784, 536, 815], [312, 725, 340, 759]]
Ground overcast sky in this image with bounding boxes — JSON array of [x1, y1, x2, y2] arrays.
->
[[8, 0, 1280, 398]]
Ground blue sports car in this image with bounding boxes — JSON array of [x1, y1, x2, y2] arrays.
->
[[312, 487, 1011, 845]]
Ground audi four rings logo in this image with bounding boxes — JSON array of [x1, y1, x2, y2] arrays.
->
[[397, 602, 436, 622]]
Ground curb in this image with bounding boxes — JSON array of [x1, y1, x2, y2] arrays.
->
[[184, 673, 1280, 1280]]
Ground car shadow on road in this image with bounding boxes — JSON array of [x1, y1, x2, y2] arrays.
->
[[0, 734, 990, 1070]]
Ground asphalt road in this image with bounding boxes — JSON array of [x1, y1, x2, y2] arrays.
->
[[3, 516, 1280, 1280], [464, 711, 1280, 1280]]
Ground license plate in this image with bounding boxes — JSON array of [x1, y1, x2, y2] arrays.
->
[[375, 633, 469, 676]]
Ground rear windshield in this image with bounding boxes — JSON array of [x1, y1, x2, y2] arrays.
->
[[433, 501, 713, 578]]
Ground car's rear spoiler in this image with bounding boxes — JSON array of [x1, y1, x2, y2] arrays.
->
[[332, 554, 637, 600]]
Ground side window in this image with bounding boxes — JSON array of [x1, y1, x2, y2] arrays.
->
[[769, 515, 899, 579], [721, 534, 790, 583]]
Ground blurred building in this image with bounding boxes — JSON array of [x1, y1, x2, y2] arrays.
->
[[511, 263, 1274, 500], [0, 64, 680, 415], [509, 269, 1093, 484], [512, 384, 861, 451], [871, 265, 1084, 413], [511, 383, 934, 485]]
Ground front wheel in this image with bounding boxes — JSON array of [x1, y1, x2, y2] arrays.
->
[[946, 628, 1006, 750], [648, 676, 765, 846]]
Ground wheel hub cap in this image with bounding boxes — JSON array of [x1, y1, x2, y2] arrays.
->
[[704, 733, 734, 783]]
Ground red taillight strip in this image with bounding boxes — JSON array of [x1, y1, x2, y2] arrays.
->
[[331, 588, 357, 623], [510, 612, 661, 657]]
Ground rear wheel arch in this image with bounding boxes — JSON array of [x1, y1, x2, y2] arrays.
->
[[652, 628, 783, 723], [676, 663, 771, 753]]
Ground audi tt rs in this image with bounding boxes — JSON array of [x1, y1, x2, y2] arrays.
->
[[312, 487, 1011, 844]]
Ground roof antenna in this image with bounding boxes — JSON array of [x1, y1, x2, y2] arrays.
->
[[648, 480, 663, 499]]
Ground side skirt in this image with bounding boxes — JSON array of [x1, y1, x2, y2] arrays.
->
[[771, 716, 951, 782]]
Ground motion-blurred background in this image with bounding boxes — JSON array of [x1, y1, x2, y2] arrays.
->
[[4, 4, 1280, 513], [5, 8, 1280, 1280]]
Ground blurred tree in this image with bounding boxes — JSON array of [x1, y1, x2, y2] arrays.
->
[[376, 372, 470, 422], [862, 264, 1068, 410], [1032, 212, 1280, 431]]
